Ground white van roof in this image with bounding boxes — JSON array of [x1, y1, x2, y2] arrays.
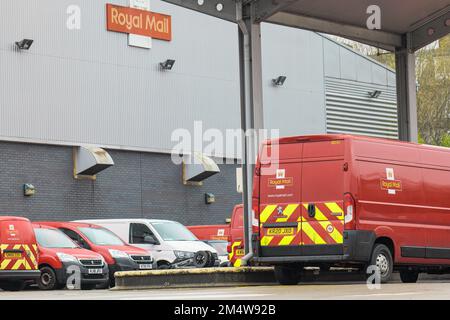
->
[[73, 218, 181, 224]]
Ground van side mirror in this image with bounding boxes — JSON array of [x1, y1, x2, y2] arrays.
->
[[144, 235, 157, 245]]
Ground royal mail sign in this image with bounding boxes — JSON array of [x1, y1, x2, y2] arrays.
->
[[106, 3, 172, 41]]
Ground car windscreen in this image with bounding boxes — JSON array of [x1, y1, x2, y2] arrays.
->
[[206, 241, 228, 256], [151, 222, 198, 241], [78, 227, 124, 246], [35, 228, 78, 249]]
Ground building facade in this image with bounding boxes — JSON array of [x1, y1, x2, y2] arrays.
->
[[0, 0, 397, 224]]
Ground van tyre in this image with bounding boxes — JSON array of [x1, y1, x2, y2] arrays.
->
[[368, 244, 393, 283], [400, 270, 419, 283], [0, 280, 25, 291], [38, 266, 58, 290], [274, 265, 301, 285]]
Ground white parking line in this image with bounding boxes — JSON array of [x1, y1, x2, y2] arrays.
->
[[341, 291, 426, 298]]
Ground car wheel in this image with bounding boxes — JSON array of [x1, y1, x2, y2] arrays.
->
[[0, 281, 26, 291], [274, 265, 301, 285], [400, 270, 419, 283], [367, 244, 393, 284], [193, 251, 209, 268], [38, 266, 58, 290]]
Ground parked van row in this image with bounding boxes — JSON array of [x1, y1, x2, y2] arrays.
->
[[0, 218, 220, 291]]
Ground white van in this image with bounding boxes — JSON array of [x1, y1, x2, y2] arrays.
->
[[74, 219, 219, 269]]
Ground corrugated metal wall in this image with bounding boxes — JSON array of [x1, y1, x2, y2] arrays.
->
[[325, 77, 398, 139]]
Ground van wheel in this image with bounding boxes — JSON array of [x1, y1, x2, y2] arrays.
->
[[38, 266, 58, 290], [0, 281, 25, 291], [400, 270, 419, 283], [368, 244, 393, 283], [274, 265, 301, 285]]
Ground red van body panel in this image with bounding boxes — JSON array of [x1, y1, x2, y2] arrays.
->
[[253, 134, 450, 270], [187, 225, 229, 241]]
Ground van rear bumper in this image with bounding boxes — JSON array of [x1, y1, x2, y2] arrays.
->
[[0, 270, 41, 280], [253, 230, 376, 265]]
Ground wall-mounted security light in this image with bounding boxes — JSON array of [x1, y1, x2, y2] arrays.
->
[[205, 193, 215, 204], [15, 39, 34, 50], [368, 90, 382, 98], [23, 184, 36, 197], [160, 59, 176, 70], [272, 76, 287, 86]]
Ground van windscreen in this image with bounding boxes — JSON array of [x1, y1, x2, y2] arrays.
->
[[152, 222, 198, 241], [78, 227, 124, 246], [35, 228, 78, 248]]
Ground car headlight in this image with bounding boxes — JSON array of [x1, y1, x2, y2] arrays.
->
[[108, 249, 129, 259], [174, 251, 195, 259], [56, 252, 78, 263]]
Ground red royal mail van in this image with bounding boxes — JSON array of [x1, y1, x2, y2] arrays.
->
[[37, 221, 154, 287], [0, 217, 40, 291], [252, 134, 450, 285], [33, 224, 109, 290]]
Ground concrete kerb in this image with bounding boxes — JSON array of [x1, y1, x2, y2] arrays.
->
[[113, 267, 276, 290]]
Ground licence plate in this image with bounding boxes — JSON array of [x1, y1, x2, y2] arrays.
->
[[4, 252, 22, 259], [138, 264, 153, 270], [235, 249, 245, 256], [87, 268, 103, 274], [267, 227, 294, 236]]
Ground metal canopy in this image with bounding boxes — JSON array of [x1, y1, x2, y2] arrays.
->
[[162, 0, 450, 262], [164, 0, 450, 51]]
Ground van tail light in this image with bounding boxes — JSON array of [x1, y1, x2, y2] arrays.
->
[[226, 243, 232, 254], [343, 193, 356, 230]]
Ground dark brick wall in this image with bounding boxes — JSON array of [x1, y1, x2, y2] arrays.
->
[[0, 141, 241, 225]]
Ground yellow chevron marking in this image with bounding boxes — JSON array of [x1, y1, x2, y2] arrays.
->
[[13, 244, 21, 250], [228, 241, 242, 260], [276, 204, 299, 222], [301, 221, 326, 245], [278, 235, 295, 246], [11, 259, 24, 270], [260, 236, 274, 246], [325, 202, 345, 220], [234, 259, 242, 267], [23, 244, 37, 266], [314, 207, 343, 244], [0, 244, 8, 251], [0, 259, 11, 270], [260, 205, 277, 223]]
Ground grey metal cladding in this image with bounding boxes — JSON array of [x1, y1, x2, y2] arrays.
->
[[325, 78, 398, 139]]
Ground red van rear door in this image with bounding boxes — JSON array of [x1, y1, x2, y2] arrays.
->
[[258, 142, 303, 255], [300, 140, 345, 255], [0, 220, 38, 271]]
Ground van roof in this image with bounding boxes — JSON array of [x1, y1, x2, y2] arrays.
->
[[0, 216, 31, 222], [267, 134, 401, 145], [32, 223, 57, 230], [266, 134, 450, 153], [36, 221, 104, 229], [73, 219, 180, 224]]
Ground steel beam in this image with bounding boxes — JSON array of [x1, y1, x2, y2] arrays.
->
[[409, 6, 450, 52], [395, 47, 418, 142], [237, 1, 264, 259], [162, 0, 237, 22], [266, 12, 402, 51]]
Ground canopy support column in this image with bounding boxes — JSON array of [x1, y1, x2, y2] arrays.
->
[[395, 46, 418, 142], [237, 1, 264, 261]]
